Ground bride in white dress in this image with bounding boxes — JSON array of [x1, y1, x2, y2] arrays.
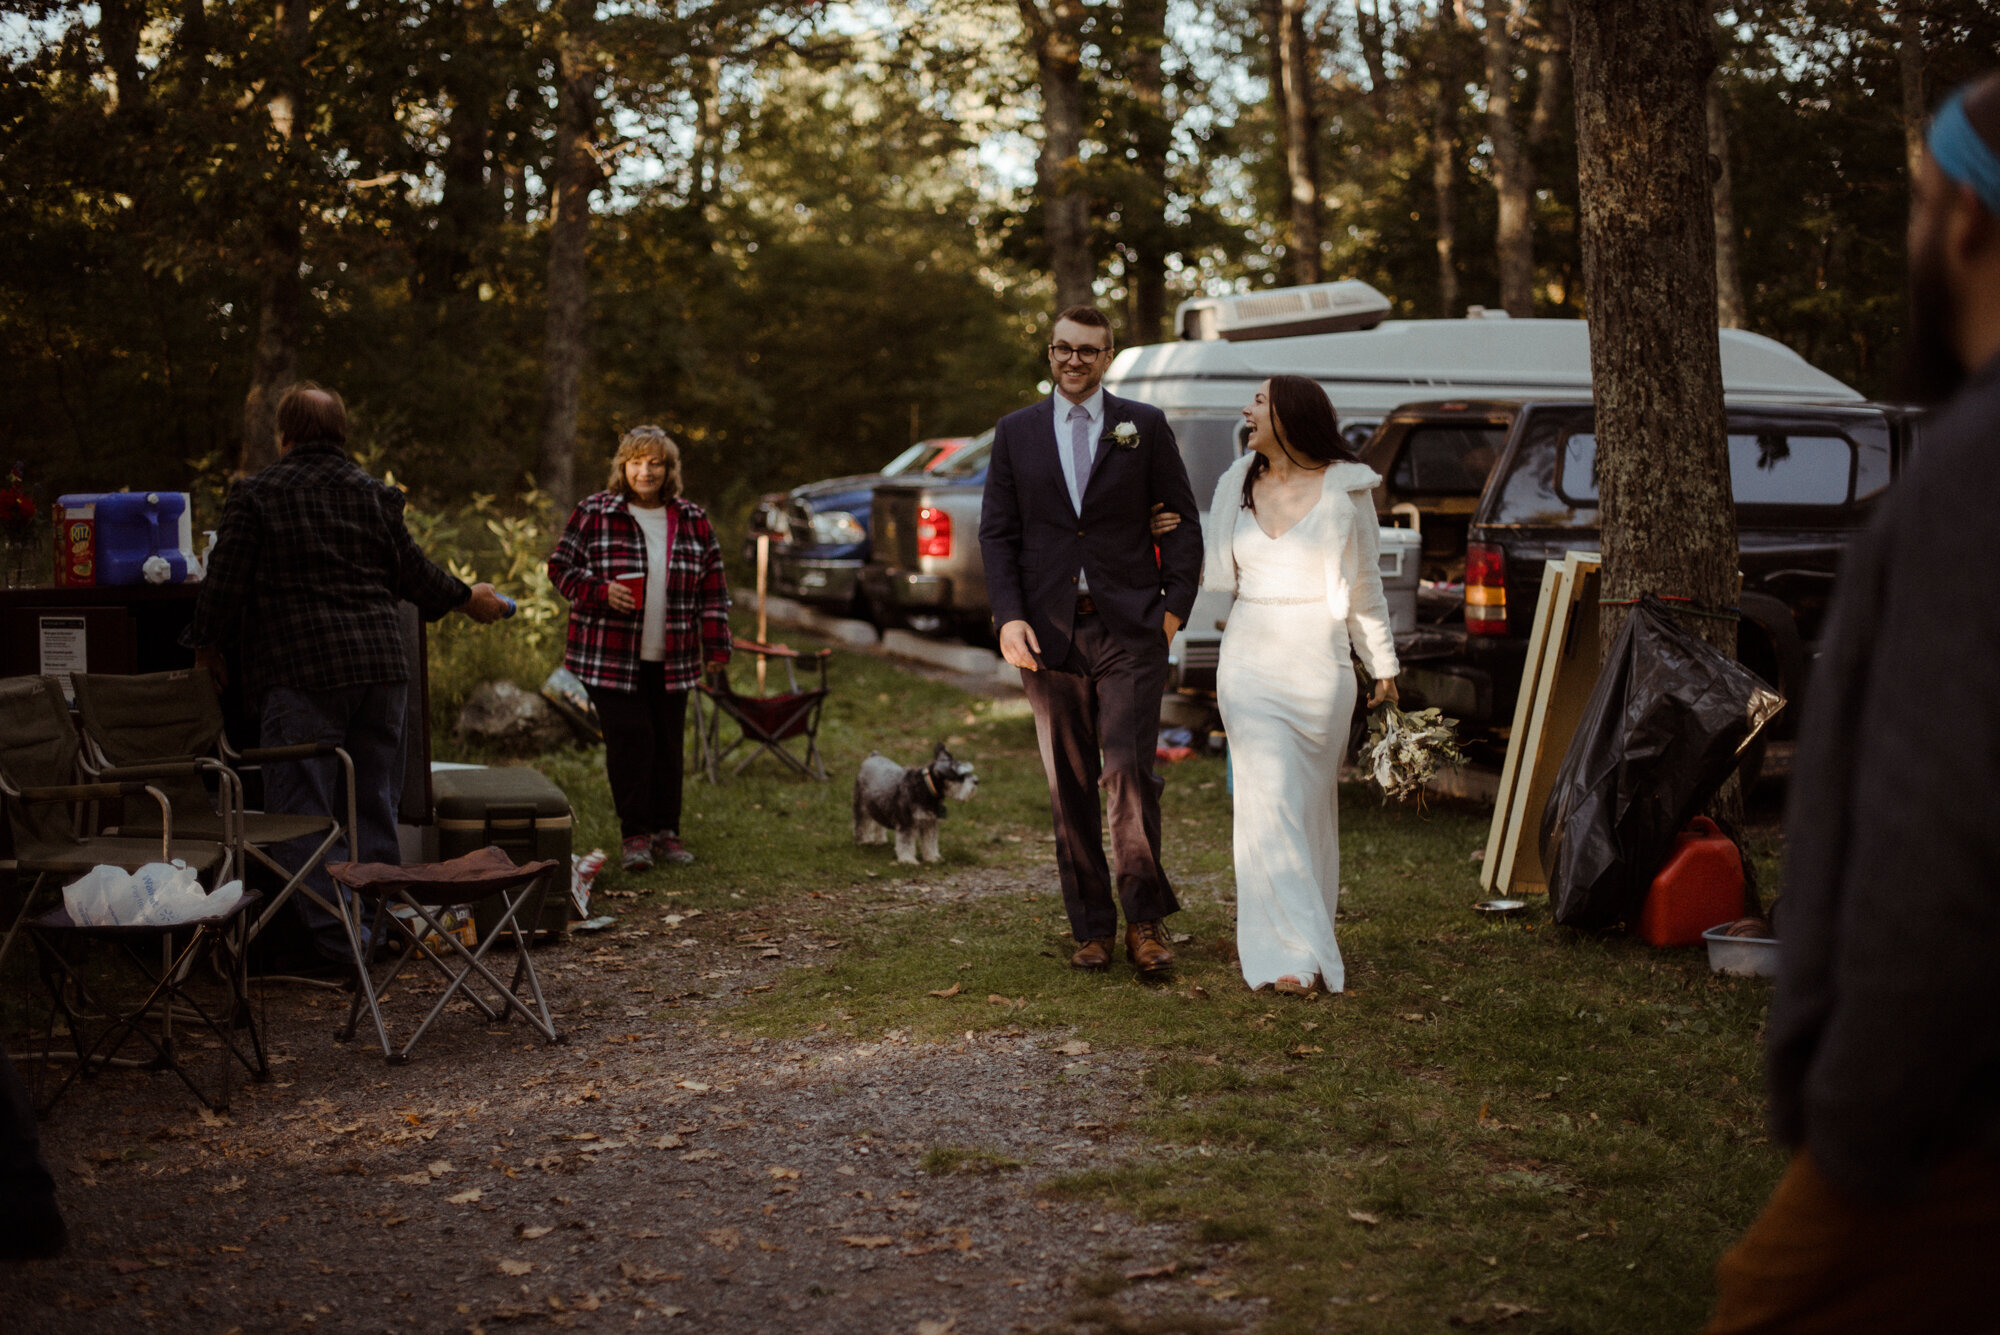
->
[[1201, 375, 1400, 996]]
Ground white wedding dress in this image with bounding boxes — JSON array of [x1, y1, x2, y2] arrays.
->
[[1208, 459, 1400, 994]]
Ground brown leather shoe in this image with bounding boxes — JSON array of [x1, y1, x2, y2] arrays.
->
[[1125, 920, 1176, 974], [1070, 938, 1114, 971]]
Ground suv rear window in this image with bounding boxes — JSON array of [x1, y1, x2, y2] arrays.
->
[[1555, 425, 1890, 509], [1389, 424, 1507, 496]]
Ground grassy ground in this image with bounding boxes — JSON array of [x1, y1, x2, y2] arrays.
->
[[446, 618, 1783, 1333]]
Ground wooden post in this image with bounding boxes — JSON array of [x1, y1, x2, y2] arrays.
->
[[755, 534, 769, 694]]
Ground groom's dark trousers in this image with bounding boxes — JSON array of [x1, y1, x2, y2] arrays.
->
[[980, 392, 1203, 943], [1021, 608, 1178, 940]]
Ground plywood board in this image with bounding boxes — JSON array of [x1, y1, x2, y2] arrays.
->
[[1492, 554, 1603, 899], [1481, 558, 1571, 893]]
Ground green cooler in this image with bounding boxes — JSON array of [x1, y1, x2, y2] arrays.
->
[[432, 766, 573, 941]]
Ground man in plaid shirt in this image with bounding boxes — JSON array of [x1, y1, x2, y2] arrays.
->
[[184, 382, 508, 962]]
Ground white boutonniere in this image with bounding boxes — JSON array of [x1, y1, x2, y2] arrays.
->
[[1105, 420, 1140, 450]]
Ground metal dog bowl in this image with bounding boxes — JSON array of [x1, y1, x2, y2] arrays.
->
[[1703, 924, 1779, 977], [1473, 898, 1527, 916]]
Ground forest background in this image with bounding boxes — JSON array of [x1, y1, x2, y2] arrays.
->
[[5, 1, 2000, 530]]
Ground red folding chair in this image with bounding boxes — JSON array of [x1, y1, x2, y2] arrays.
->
[[693, 641, 832, 781]]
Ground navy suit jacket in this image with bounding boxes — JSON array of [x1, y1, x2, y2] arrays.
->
[[979, 391, 1203, 668]]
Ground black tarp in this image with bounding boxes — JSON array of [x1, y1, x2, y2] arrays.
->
[[1541, 595, 1785, 930]]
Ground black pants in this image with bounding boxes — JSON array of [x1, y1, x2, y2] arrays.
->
[[1020, 611, 1180, 941], [587, 663, 689, 839]]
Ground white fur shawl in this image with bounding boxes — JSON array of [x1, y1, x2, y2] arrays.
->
[[1199, 455, 1401, 680]]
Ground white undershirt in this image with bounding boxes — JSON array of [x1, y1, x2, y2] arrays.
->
[[630, 505, 671, 662]]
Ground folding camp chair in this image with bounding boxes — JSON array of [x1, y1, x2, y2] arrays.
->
[[71, 670, 359, 952], [326, 846, 563, 1063], [0, 675, 231, 973], [693, 641, 832, 781], [25, 890, 268, 1112]]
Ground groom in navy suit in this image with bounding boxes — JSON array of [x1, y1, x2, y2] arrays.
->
[[980, 305, 1204, 974]]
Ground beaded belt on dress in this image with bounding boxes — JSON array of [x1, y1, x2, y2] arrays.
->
[[1236, 594, 1322, 605]]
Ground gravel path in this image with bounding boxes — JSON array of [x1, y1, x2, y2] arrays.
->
[[8, 873, 1260, 1335]]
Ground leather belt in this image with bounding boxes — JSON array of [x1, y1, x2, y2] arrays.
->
[[1075, 594, 1098, 616]]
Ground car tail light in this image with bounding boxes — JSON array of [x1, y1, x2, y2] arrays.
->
[[917, 506, 952, 558], [1465, 541, 1508, 635]]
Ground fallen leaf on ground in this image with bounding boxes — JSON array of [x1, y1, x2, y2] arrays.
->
[[392, 1171, 433, 1186], [652, 1134, 684, 1149], [928, 984, 962, 999], [1347, 1210, 1380, 1226], [1400, 1012, 1427, 1023], [1056, 1040, 1091, 1056], [841, 1234, 895, 1249], [1290, 1044, 1324, 1057], [703, 1227, 740, 1251], [211, 1176, 246, 1194], [757, 1240, 784, 1252], [426, 1160, 453, 1176], [498, 1259, 533, 1276], [675, 1080, 710, 1092], [916, 1319, 958, 1335], [759, 948, 781, 958], [680, 1149, 722, 1163], [1125, 1262, 1179, 1280], [447, 1188, 483, 1205], [767, 1165, 800, 1179], [1192, 1054, 1221, 1066], [517, 1225, 553, 1240]]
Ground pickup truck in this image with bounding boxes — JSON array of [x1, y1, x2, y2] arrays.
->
[[751, 437, 975, 621], [1350, 398, 1922, 764]]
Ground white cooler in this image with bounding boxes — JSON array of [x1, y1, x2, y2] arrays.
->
[[1377, 526, 1423, 636]]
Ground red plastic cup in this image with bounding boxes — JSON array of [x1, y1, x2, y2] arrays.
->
[[614, 570, 645, 608]]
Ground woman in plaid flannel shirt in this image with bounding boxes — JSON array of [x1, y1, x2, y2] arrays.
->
[[549, 427, 731, 870]]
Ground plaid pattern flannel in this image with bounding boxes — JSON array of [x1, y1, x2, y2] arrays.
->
[[182, 442, 470, 693], [548, 491, 731, 693]]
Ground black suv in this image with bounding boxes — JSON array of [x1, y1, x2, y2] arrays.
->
[[1359, 399, 1922, 765]]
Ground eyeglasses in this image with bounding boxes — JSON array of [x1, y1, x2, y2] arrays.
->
[[1047, 343, 1110, 363]]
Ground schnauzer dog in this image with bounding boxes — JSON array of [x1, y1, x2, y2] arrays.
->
[[852, 742, 979, 864]]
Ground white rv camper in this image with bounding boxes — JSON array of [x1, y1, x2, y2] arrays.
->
[[1102, 281, 1864, 710]]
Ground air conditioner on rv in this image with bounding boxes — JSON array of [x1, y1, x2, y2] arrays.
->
[[1176, 280, 1392, 342]]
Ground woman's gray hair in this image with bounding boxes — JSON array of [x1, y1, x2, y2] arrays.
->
[[608, 424, 683, 499]]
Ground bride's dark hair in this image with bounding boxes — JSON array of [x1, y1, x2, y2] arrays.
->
[[1243, 374, 1360, 510]]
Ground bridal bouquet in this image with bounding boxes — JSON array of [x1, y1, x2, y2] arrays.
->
[[1360, 702, 1467, 804]]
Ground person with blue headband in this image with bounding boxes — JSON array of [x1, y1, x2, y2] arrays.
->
[[1705, 73, 2000, 1333]]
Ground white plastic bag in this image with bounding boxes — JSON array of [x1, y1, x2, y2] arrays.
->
[[197, 880, 243, 920], [63, 865, 130, 927], [125, 860, 202, 925]]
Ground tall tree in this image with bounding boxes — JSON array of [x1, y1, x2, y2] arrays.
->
[[1424, 2, 1470, 315], [1120, 0, 1174, 340], [1707, 75, 1746, 328], [1899, 1, 1927, 179], [1483, 0, 1533, 313], [1569, 0, 1734, 659], [240, 0, 311, 476], [537, 0, 604, 510], [1020, 0, 1095, 309], [1266, 0, 1324, 284]]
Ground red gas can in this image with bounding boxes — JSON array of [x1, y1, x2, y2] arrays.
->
[[1638, 817, 1745, 947]]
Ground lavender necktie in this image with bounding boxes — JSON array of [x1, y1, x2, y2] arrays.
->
[[1068, 404, 1094, 507]]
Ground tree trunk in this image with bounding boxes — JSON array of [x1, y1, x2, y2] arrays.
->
[[536, 0, 602, 511], [1021, 0, 1093, 310], [1485, 0, 1534, 315], [1899, 2, 1926, 181], [98, 0, 146, 115], [1429, 5, 1464, 317], [420, 0, 498, 304], [1707, 78, 1746, 329], [1356, 0, 1392, 117], [239, 0, 310, 477], [1569, 0, 1734, 664], [1274, 0, 1323, 285], [1124, 0, 1171, 342]]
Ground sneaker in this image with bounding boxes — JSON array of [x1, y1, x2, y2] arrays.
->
[[653, 832, 695, 865], [621, 835, 654, 872]]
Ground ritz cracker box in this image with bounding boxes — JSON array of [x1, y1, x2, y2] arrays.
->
[[53, 494, 100, 586]]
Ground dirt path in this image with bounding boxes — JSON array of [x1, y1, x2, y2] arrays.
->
[[9, 873, 1260, 1335]]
